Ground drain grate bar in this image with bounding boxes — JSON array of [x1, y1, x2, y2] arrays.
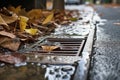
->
[[25, 38, 86, 64]]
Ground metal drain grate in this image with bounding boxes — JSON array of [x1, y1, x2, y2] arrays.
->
[[30, 38, 85, 56], [25, 38, 86, 64]]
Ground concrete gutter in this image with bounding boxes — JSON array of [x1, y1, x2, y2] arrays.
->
[[74, 26, 95, 80]]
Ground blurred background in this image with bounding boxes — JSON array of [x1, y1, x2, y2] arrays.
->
[[0, 0, 120, 10]]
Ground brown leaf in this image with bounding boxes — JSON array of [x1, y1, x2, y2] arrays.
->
[[0, 36, 10, 44], [0, 53, 26, 64], [12, 53, 26, 62], [27, 9, 42, 19], [15, 32, 34, 41], [0, 37, 21, 51], [1, 13, 18, 24], [41, 45, 59, 52], [0, 54, 18, 64], [8, 5, 21, 14], [0, 15, 8, 26], [0, 31, 16, 38], [19, 8, 28, 16], [0, 15, 10, 30], [42, 11, 51, 17]]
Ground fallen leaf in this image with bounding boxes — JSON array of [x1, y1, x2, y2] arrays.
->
[[70, 17, 78, 21], [42, 10, 51, 17], [15, 31, 35, 42], [0, 15, 8, 26], [8, 5, 21, 14], [1, 13, 18, 24], [42, 12, 54, 25], [0, 37, 21, 51], [27, 9, 42, 19], [19, 16, 29, 31], [0, 31, 16, 38], [0, 54, 20, 64], [41, 45, 59, 52], [19, 8, 28, 16], [25, 28, 38, 35], [0, 53, 26, 64], [0, 36, 10, 44], [12, 53, 26, 62], [33, 23, 49, 30]]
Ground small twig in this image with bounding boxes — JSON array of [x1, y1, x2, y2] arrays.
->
[[33, 23, 49, 30], [13, 21, 17, 33], [29, 36, 48, 48]]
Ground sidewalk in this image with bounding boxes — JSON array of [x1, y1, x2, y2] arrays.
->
[[89, 5, 120, 80]]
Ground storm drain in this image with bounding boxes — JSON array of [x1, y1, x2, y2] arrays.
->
[[25, 38, 86, 64]]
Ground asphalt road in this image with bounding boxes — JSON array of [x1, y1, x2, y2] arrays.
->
[[89, 5, 120, 80]]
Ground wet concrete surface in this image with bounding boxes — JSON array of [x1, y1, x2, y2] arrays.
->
[[95, 5, 120, 20], [89, 5, 120, 80]]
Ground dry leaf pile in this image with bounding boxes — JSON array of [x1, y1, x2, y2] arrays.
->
[[0, 6, 80, 64]]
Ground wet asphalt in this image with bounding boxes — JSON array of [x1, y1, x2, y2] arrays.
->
[[89, 5, 120, 80]]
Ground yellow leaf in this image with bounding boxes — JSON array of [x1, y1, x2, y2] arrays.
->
[[42, 12, 54, 25], [25, 28, 38, 35], [8, 5, 21, 14], [70, 17, 78, 21], [19, 16, 29, 32]]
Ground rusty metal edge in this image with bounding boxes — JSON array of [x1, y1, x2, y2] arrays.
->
[[76, 40, 85, 56], [73, 26, 95, 80]]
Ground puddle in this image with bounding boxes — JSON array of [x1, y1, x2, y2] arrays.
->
[[0, 62, 76, 80], [0, 63, 46, 80]]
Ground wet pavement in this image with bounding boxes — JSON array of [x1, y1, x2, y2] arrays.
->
[[89, 5, 120, 80]]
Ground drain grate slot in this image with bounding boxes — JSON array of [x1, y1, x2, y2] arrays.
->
[[27, 38, 85, 56]]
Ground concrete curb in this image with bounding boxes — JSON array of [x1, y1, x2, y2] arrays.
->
[[74, 26, 95, 80]]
